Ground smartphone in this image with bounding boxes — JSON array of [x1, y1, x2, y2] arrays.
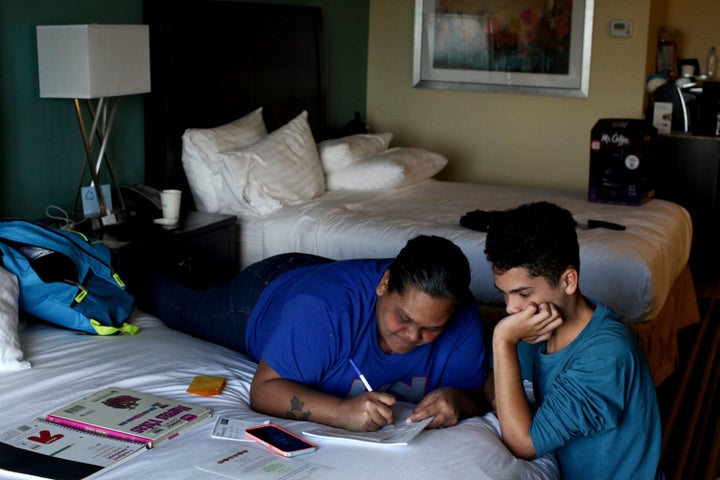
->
[[244, 424, 317, 457]]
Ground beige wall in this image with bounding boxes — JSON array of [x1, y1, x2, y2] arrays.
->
[[367, 1, 653, 192], [662, 0, 720, 75]]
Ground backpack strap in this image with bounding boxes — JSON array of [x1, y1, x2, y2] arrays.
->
[[90, 319, 139, 335]]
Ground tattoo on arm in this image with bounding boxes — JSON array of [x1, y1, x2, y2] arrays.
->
[[286, 395, 312, 421]]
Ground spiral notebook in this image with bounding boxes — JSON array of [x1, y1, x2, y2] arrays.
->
[[45, 387, 212, 448], [0, 417, 147, 480]]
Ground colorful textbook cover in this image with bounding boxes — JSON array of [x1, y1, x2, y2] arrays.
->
[[0, 418, 147, 480], [45, 387, 212, 448]]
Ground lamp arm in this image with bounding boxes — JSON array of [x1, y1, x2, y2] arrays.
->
[[73, 98, 107, 217], [93, 98, 117, 179], [86, 98, 127, 212], [86, 97, 105, 153]]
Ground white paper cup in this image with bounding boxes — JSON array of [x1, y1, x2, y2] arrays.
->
[[160, 189, 182, 221]]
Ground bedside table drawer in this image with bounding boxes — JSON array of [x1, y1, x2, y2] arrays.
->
[[105, 212, 238, 293], [160, 220, 237, 288]]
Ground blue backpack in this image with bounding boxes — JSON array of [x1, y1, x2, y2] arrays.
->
[[0, 219, 138, 335]]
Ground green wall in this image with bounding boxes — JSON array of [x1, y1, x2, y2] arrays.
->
[[0, 0, 368, 220]]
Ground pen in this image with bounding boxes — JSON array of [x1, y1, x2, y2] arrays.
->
[[349, 358, 373, 392]]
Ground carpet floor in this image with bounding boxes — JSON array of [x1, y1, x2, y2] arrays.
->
[[656, 292, 720, 480]]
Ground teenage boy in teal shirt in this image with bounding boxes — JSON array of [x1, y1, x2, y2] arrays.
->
[[483, 201, 662, 479]]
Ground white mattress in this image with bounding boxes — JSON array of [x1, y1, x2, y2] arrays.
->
[[238, 180, 692, 323], [1, 311, 559, 480]]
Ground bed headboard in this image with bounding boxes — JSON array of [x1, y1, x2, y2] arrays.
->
[[143, 0, 327, 208]]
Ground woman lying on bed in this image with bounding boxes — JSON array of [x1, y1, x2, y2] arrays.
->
[[148, 235, 489, 432]]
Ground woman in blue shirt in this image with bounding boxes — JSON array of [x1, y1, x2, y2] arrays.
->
[[150, 235, 488, 433]]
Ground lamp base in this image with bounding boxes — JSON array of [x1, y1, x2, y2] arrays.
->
[[89, 209, 126, 232]]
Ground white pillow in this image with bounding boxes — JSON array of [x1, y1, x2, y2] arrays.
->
[[181, 107, 268, 212], [317, 132, 393, 173], [219, 111, 325, 216], [325, 147, 448, 191], [0, 266, 31, 371]]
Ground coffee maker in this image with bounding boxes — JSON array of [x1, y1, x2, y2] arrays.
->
[[648, 80, 720, 136]]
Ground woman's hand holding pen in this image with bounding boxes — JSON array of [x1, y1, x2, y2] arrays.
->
[[342, 358, 395, 431], [338, 392, 396, 432]]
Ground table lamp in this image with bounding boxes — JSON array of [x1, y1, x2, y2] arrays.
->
[[36, 24, 151, 229]]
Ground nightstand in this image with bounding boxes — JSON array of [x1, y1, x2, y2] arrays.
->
[[99, 211, 238, 292]]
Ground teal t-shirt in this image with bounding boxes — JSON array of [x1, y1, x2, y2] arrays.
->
[[518, 301, 662, 480]]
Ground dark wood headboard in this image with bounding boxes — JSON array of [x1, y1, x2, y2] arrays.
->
[[143, 0, 327, 208]]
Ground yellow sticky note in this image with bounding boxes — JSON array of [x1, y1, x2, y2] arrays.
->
[[187, 375, 226, 396]]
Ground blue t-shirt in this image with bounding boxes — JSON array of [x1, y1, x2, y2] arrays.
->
[[246, 259, 487, 401], [518, 301, 662, 480]]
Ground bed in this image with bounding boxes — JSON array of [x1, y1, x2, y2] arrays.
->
[[1, 310, 559, 480], [142, 0, 699, 387], [239, 179, 699, 386]]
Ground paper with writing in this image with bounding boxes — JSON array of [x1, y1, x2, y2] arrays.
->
[[301, 402, 433, 446]]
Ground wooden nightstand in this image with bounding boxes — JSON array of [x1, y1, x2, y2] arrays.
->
[[99, 211, 238, 292]]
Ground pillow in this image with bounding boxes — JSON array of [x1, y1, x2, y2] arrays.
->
[[325, 147, 448, 191], [181, 107, 268, 212], [218, 111, 325, 216], [317, 132, 393, 173], [0, 266, 31, 371]]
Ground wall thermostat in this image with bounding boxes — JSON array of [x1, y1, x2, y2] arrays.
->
[[609, 20, 633, 38]]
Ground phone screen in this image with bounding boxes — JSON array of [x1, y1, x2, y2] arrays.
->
[[245, 425, 317, 457]]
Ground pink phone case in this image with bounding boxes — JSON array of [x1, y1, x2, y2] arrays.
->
[[244, 425, 317, 457]]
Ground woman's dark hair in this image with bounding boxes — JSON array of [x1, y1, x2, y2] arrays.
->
[[484, 201, 579, 286], [387, 235, 472, 306]]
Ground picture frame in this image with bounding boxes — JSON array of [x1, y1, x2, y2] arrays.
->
[[413, 0, 594, 97]]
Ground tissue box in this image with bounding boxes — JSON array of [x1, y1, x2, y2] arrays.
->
[[588, 119, 657, 206]]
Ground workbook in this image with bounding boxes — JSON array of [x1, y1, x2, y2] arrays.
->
[[0, 417, 147, 480], [45, 386, 212, 448], [301, 402, 433, 446]]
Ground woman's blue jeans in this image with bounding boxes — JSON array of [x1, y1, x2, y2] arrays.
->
[[150, 253, 332, 353]]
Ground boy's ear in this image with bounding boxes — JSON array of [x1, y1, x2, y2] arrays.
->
[[561, 267, 579, 295]]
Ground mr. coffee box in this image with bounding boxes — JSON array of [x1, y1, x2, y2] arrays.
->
[[588, 119, 657, 206]]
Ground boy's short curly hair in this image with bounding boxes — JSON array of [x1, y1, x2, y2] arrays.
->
[[484, 201, 579, 286]]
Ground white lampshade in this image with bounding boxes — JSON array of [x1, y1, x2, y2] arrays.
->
[[36, 24, 151, 99]]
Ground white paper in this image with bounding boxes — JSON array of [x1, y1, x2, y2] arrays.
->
[[302, 402, 433, 446], [211, 417, 270, 442], [195, 445, 334, 480]]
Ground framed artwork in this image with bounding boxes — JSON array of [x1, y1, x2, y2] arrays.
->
[[413, 0, 594, 97]]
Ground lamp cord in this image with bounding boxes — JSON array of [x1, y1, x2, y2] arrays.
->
[[44, 205, 79, 231]]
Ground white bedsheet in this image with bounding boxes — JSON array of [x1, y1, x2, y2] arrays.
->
[[238, 180, 692, 323], [1, 311, 558, 480]]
